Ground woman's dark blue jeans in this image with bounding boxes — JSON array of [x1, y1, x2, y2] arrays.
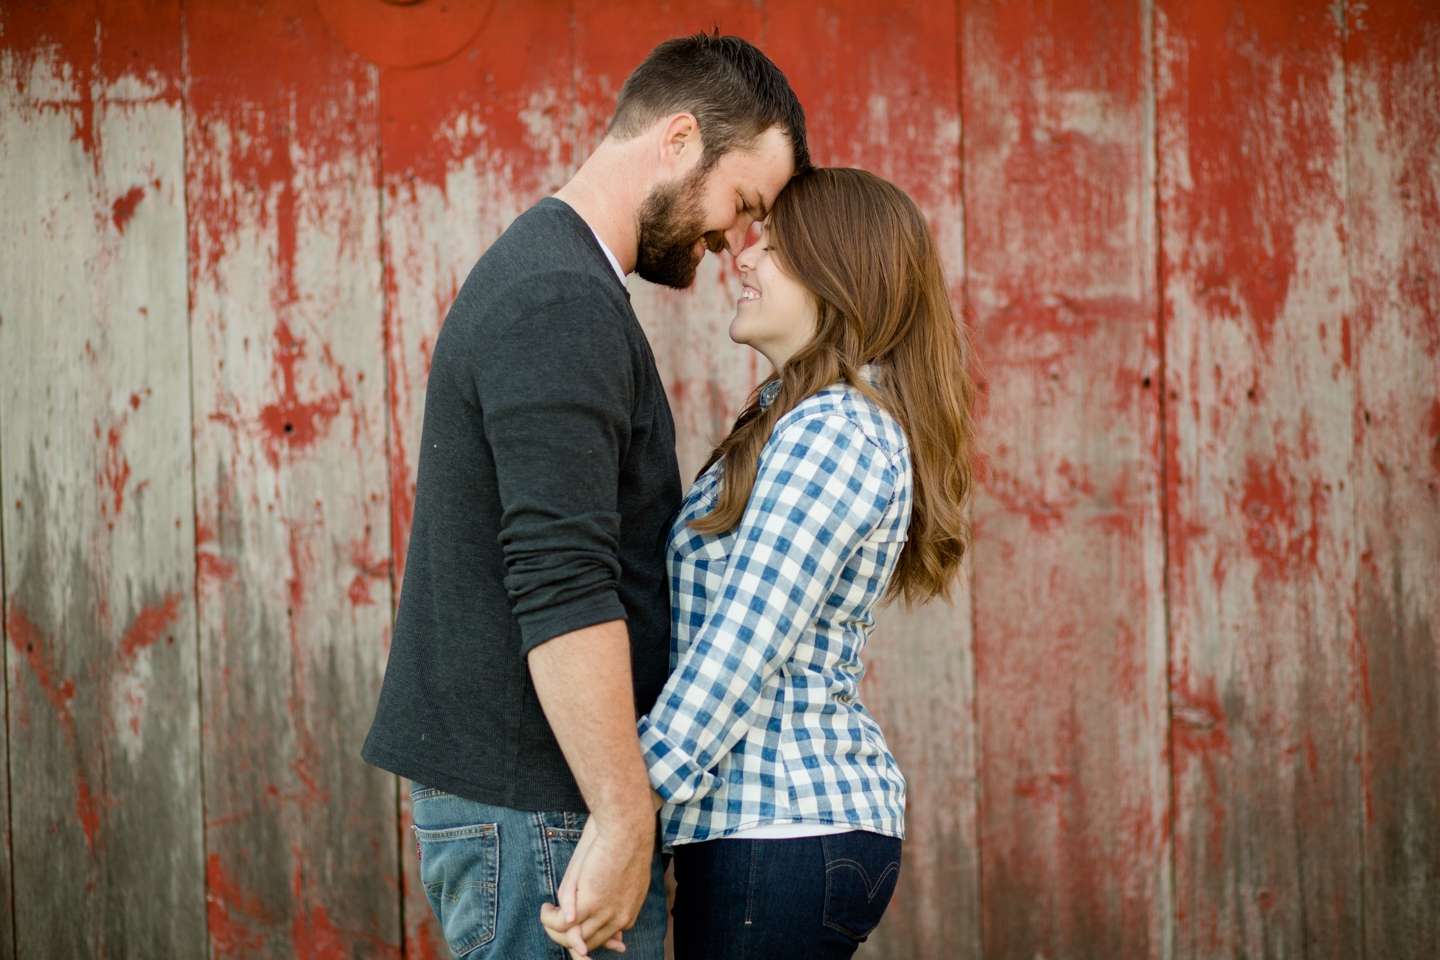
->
[[670, 832, 903, 959]]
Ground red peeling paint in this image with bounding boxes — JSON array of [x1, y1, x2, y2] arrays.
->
[[197, 551, 237, 584], [1427, 399, 1440, 475], [100, 423, 131, 517], [291, 904, 346, 960], [0, 3, 182, 170], [116, 594, 182, 663], [256, 320, 350, 469], [346, 536, 390, 608], [1161, 4, 1344, 351], [206, 853, 271, 956], [5, 604, 101, 850], [405, 910, 445, 960], [346, 576, 375, 607], [110, 184, 145, 233], [1171, 676, 1231, 758], [1239, 457, 1321, 583]]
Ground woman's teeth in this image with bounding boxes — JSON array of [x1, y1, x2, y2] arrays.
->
[[740, 288, 761, 300]]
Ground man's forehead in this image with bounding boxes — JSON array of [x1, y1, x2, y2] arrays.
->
[[718, 128, 795, 205]]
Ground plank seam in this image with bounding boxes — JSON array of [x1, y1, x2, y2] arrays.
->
[[1338, 4, 1367, 956], [0, 318, 15, 960], [178, 8, 214, 957], [954, 2, 984, 956], [373, 59, 410, 959], [1147, 0, 1179, 954]]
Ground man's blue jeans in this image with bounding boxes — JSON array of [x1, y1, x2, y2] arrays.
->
[[411, 784, 668, 959]]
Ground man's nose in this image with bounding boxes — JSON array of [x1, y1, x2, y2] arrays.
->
[[724, 216, 754, 255]]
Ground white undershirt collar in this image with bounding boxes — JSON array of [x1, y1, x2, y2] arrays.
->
[[589, 227, 627, 286]]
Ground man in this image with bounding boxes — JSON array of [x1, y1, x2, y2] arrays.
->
[[362, 32, 809, 959]]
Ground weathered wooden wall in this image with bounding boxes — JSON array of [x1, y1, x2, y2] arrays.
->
[[0, 1, 1435, 958]]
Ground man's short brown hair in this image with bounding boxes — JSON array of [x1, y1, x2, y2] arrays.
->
[[608, 31, 811, 176]]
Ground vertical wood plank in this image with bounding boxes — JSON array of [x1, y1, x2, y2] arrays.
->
[[961, 0, 1170, 955], [0, 3, 206, 956], [378, 1, 582, 952], [763, 4, 979, 957], [0, 487, 9, 960], [1345, 1, 1440, 955], [184, 1, 399, 955], [1156, 1, 1361, 955]]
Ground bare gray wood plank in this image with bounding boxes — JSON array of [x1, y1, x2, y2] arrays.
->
[[184, 0, 401, 954], [1158, 1, 1363, 954], [0, 5, 205, 956], [963, 0, 1172, 954], [1346, 1, 1440, 954]]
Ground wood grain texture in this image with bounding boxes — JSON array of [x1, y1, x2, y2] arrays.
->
[[963, 0, 1170, 955], [3, 2, 1440, 954], [1157, 1, 1361, 955], [0, 513, 9, 960], [0, 3, 206, 955], [1345, 1, 1440, 955], [184, 0, 399, 955]]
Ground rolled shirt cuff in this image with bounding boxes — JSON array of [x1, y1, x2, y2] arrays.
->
[[637, 716, 711, 806], [515, 587, 628, 658]]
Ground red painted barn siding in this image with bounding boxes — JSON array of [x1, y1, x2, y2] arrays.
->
[[0, 3, 205, 956], [185, 1, 399, 956], [963, 0, 1169, 956], [1345, 2, 1440, 954], [1157, 2, 1362, 954], [0, 2, 1435, 958]]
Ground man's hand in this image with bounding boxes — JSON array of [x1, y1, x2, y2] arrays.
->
[[541, 813, 650, 956], [528, 621, 656, 955]]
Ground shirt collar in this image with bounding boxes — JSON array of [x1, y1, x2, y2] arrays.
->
[[759, 364, 880, 411], [588, 227, 627, 286]]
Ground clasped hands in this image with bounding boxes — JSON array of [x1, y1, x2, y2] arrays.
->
[[539, 807, 654, 958]]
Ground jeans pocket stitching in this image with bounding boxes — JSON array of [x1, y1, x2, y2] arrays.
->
[[825, 858, 901, 902], [821, 837, 900, 940], [416, 822, 499, 954]]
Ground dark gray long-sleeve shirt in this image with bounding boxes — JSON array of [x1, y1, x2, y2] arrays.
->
[[362, 198, 682, 812]]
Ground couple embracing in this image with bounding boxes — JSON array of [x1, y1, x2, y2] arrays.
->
[[363, 31, 976, 960]]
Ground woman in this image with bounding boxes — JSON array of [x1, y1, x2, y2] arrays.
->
[[558, 167, 976, 958]]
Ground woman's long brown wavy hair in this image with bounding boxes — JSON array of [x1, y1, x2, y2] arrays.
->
[[690, 167, 978, 605]]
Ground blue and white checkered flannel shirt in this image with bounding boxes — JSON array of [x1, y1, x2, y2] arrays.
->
[[638, 374, 911, 846]]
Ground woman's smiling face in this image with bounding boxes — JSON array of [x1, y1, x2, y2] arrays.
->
[[729, 222, 819, 371]]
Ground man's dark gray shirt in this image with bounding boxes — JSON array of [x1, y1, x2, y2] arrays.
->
[[363, 198, 682, 812]]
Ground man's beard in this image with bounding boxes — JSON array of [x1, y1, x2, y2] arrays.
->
[[635, 170, 727, 289]]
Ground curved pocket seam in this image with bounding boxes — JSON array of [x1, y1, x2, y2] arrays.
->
[[820, 836, 901, 941], [825, 858, 900, 903], [414, 822, 499, 954]]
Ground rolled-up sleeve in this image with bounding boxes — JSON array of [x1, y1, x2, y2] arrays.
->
[[477, 296, 637, 655], [637, 413, 898, 804]]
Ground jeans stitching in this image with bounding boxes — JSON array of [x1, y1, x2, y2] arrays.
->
[[536, 811, 558, 897], [744, 840, 759, 927], [820, 835, 900, 940], [823, 858, 901, 902]]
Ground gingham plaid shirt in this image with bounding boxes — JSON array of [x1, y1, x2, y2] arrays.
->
[[638, 376, 910, 846]]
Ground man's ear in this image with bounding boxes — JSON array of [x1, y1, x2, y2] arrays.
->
[[658, 112, 702, 173]]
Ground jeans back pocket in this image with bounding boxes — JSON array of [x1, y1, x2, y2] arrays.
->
[[414, 822, 499, 956], [821, 832, 902, 942]]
